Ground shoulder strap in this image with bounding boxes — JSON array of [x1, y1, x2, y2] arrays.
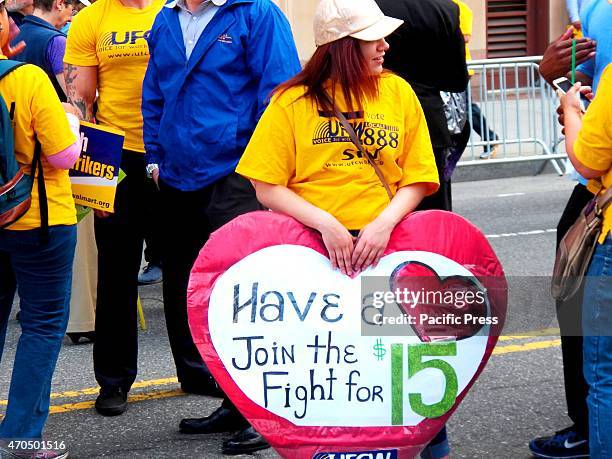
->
[[319, 91, 394, 201], [0, 61, 25, 184], [596, 186, 612, 215], [33, 141, 48, 244], [0, 61, 49, 242], [0, 60, 26, 81]]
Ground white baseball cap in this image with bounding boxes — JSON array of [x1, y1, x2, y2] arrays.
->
[[313, 0, 403, 47]]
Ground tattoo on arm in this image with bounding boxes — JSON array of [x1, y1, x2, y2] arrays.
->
[[64, 63, 77, 89], [64, 63, 95, 122], [72, 99, 89, 121]]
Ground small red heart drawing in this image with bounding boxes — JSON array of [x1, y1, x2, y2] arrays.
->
[[188, 210, 507, 459], [390, 261, 488, 342]]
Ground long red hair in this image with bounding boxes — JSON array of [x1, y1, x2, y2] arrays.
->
[[275, 37, 380, 113]]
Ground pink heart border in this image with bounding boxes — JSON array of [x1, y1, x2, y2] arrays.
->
[[187, 210, 507, 458]]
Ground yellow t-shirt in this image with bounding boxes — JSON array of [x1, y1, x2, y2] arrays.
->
[[0, 58, 77, 230], [574, 64, 612, 244], [64, 0, 165, 153], [236, 74, 440, 230], [454, 0, 473, 64]]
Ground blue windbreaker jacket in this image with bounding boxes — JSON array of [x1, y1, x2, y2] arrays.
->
[[142, 0, 301, 191]]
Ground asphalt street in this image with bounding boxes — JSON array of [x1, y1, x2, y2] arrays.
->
[[0, 173, 578, 458]]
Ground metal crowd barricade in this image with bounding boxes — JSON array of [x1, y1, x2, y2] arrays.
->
[[460, 56, 567, 175]]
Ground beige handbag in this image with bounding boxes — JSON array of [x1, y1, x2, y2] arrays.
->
[[551, 185, 612, 301]]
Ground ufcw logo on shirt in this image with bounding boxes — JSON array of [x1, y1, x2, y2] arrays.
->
[[100, 30, 151, 47]]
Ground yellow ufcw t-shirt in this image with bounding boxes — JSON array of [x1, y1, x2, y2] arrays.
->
[[574, 64, 612, 244], [0, 58, 77, 230], [64, 0, 165, 152], [237, 74, 440, 230]]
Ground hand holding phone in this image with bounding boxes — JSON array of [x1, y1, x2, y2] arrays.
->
[[556, 80, 594, 131], [553, 77, 592, 112]]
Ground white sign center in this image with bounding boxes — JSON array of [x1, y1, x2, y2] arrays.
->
[[208, 245, 489, 427]]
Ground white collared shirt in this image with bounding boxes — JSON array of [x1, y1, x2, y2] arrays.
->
[[165, 0, 227, 59]]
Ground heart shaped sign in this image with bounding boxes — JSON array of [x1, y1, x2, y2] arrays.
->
[[188, 210, 507, 459]]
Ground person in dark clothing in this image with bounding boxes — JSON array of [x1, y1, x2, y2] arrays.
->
[[12, 0, 80, 100], [142, 0, 300, 453], [471, 103, 500, 159], [376, 0, 469, 213], [375, 2, 468, 457], [65, 0, 169, 418]]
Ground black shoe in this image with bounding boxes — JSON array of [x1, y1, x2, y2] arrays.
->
[[179, 406, 249, 434], [529, 426, 589, 458], [95, 387, 128, 416], [180, 377, 224, 398], [222, 426, 270, 455]]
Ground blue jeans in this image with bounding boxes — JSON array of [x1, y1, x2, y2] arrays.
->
[[0, 225, 76, 439], [583, 235, 612, 458], [421, 426, 450, 459]]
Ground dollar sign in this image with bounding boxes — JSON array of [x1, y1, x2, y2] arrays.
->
[[373, 338, 386, 361]]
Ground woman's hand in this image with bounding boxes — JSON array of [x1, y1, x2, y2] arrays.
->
[[151, 167, 160, 188], [559, 82, 591, 118], [559, 83, 583, 115], [62, 102, 81, 118], [318, 214, 355, 277], [557, 83, 592, 134], [351, 216, 393, 273]]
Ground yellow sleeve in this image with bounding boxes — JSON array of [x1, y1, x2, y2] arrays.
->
[[29, 68, 77, 156], [64, 10, 99, 67], [461, 2, 474, 37], [396, 82, 440, 194], [574, 66, 612, 172], [236, 94, 296, 186], [454, 0, 473, 37]]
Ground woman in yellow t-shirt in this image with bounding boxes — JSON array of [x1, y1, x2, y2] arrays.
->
[[560, 64, 612, 457], [237, 1, 444, 454], [237, 0, 439, 278], [0, 0, 82, 454]]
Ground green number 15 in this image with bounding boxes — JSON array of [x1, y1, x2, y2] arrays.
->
[[391, 342, 458, 424]]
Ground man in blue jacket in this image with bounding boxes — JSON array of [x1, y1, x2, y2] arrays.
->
[[142, 0, 300, 454]]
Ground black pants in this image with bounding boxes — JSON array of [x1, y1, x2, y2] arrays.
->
[[416, 147, 452, 212], [93, 150, 147, 391], [158, 172, 262, 387], [143, 179, 162, 266], [555, 183, 593, 436]]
